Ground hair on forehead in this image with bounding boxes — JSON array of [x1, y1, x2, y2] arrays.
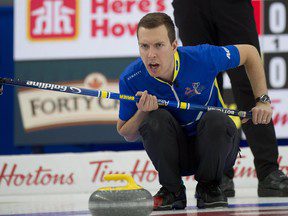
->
[[137, 12, 176, 44]]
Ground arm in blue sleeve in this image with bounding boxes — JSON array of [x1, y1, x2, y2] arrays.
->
[[208, 45, 240, 75]]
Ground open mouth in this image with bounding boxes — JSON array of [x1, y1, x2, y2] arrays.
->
[[149, 63, 160, 74]]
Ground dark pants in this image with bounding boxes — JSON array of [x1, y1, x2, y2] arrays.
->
[[172, 0, 279, 181], [139, 109, 239, 193]]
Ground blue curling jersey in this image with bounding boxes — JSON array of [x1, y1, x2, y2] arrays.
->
[[119, 44, 240, 136]]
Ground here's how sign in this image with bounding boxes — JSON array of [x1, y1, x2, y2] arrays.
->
[[15, 0, 174, 60]]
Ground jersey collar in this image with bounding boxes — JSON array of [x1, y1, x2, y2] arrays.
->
[[154, 50, 180, 85]]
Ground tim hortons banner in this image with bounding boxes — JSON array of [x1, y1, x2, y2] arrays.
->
[[1, 147, 288, 195], [269, 89, 288, 139], [14, 0, 174, 60]]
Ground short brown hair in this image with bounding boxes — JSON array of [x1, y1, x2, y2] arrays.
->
[[137, 12, 176, 44]]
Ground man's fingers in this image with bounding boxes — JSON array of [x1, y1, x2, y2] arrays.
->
[[267, 113, 273, 123], [152, 96, 158, 109], [137, 90, 147, 109], [261, 112, 269, 124], [136, 91, 143, 97], [241, 118, 249, 124], [253, 109, 265, 124], [147, 95, 154, 110], [136, 90, 158, 112], [252, 108, 258, 125], [141, 91, 148, 107], [252, 106, 273, 125], [256, 109, 263, 124], [263, 110, 273, 124], [146, 95, 155, 111], [142, 94, 149, 110]]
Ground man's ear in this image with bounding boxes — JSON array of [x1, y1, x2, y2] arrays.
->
[[172, 40, 178, 52]]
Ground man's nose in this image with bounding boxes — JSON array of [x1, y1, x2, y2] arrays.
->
[[147, 48, 156, 58]]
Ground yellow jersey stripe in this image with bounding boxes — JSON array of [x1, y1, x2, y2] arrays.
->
[[154, 51, 180, 85], [214, 79, 226, 108], [173, 51, 180, 82]]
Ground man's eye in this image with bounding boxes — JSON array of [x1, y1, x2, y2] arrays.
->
[[140, 44, 148, 49], [156, 43, 164, 48]]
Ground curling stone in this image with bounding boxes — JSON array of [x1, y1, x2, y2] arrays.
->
[[89, 174, 153, 216]]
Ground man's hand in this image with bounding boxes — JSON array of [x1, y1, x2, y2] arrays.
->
[[242, 103, 273, 125], [136, 90, 158, 112]]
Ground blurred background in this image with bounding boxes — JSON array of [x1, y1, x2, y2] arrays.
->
[[0, 0, 287, 195]]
